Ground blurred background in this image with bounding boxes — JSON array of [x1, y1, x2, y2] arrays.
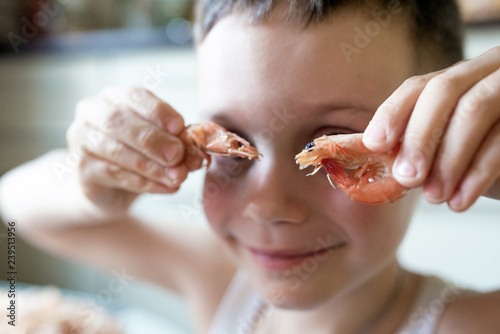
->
[[0, 0, 499, 333]]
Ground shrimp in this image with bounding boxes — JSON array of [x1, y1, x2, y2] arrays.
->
[[295, 133, 409, 205], [181, 121, 261, 169]]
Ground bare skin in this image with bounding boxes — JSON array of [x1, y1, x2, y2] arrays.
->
[[0, 6, 499, 334]]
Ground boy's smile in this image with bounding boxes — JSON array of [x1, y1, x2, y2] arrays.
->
[[197, 9, 420, 310], [246, 241, 348, 271]]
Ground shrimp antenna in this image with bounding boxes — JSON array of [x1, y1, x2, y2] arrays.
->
[[327, 174, 336, 189]]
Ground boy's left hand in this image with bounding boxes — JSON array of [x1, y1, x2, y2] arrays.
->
[[362, 47, 500, 212]]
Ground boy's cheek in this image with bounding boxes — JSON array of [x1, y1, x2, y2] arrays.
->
[[203, 171, 239, 234], [347, 192, 420, 252], [320, 189, 407, 238], [203, 188, 226, 232]]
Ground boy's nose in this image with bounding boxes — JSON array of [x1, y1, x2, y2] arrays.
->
[[241, 158, 309, 225]]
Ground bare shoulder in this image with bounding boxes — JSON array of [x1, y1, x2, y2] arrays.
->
[[437, 289, 500, 334]]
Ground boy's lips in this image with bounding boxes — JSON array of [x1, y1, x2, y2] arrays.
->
[[247, 243, 346, 270]]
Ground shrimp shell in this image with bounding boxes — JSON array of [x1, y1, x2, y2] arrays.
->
[[295, 134, 409, 205], [181, 121, 261, 168]]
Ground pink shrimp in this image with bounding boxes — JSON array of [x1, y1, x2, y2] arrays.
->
[[295, 134, 409, 205], [181, 121, 261, 169]]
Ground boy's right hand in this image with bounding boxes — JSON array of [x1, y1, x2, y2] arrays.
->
[[66, 87, 199, 216]]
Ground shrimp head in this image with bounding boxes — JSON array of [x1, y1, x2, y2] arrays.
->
[[295, 134, 409, 205]]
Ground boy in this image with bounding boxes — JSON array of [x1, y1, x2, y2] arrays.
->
[[1, 0, 499, 333]]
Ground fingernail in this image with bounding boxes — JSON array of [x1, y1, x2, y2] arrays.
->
[[449, 192, 463, 211], [167, 117, 184, 134], [163, 142, 180, 162], [167, 167, 181, 184], [395, 159, 417, 178], [423, 180, 443, 202], [364, 126, 386, 144]]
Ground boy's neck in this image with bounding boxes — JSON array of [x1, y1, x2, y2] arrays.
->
[[261, 261, 419, 334]]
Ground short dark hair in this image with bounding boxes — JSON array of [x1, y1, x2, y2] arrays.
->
[[195, 0, 464, 72]]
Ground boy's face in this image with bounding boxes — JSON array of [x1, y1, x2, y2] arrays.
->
[[197, 10, 420, 309]]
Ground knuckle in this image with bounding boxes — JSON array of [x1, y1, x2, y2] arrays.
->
[[107, 104, 122, 121], [456, 95, 484, 120], [403, 75, 431, 89], [376, 102, 399, 115], [426, 73, 459, 95], [124, 173, 148, 190], [127, 86, 151, 105], [106, 106, 126, 130], [147, 101, 178, 130], [456, 81, 498, 121], [105, 161, 121, 175], [448, 59, 469, 70], [105, 139, 125, 161], [99, 117, 113, 134], [143, 159, 163, 179], [148, 100, 166, 120], [136, 157, 164, 180], [135, 127, 159, 148], [404, 131, 436, 162]]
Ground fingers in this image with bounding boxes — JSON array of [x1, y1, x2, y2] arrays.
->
[[366, 48, 500, 188], [79, 154, 180, 195], [68, 123, 188, 189], [447, 121, 500, 212], [74, 93, 185, 168], [363, 46, 500, 210], [100, 87, 185, 135], [103, 106, 185, 167], [363, 72, 438, 151], [67, 86, 198, 199], [423, 68, 500, 205], [396, 61, 499, 188]]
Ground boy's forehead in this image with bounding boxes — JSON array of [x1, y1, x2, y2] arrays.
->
[[197, 10, 414, 117]]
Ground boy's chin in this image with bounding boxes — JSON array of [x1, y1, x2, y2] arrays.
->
[[262, 283, 335, 311]]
